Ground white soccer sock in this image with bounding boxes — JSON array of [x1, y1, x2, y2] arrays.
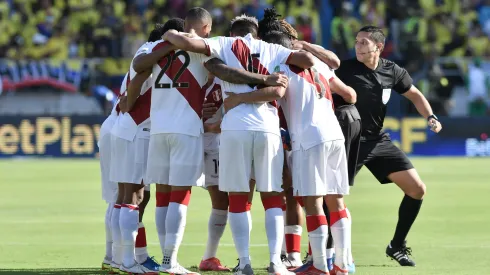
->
[[203, 209, 228, 260], [105, 203, 114, 259], [120, 204, 139, 267], [330, 209, 351, 269], [263, 196, 284, 266], [229, 195, 252, 269], [135, 222, 149, 264], [156, 192, 170, 255], [345, 208, 353, 264], [111, 204, 122, 265], [281, 210, 287, 256], [285, 225, 302, 262], [163, 190, 191, 267], [306, 215, 328, 272]]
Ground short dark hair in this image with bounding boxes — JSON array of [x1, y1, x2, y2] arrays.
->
[[163, 18, 185, 33], [261, 31, 292, 49], [230, 15, 258, 37], [185, 7, 212, 24], [257, 8, 286, 39], [148, 23, 166, 42], [358, 26, 385, 44]]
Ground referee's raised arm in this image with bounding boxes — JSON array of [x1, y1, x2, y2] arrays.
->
[[334, 25, 444, 267]]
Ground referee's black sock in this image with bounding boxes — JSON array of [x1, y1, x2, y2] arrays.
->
[[391, 194, 423, 247]]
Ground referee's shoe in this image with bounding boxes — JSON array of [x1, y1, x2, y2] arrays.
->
[[385, 241, 416, 266]]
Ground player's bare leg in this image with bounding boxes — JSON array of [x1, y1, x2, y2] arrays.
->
[[111, 183, 125, 273], [199, 186, 230, 271], [161, 185, 198, 274], [325, 195, 350, 275], [386, 169, 425, 267]]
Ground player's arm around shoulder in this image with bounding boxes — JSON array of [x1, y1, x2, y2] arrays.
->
[[132, 40, 177, 73], [329, 76, 357, 104], [286, 50, 315, 69], [293, 40, 340, 69], [162, 30, 210, 55]]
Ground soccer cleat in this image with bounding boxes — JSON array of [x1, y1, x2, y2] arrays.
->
[[291, 253, 312, 272], [267, 262, 294, 275], [327, 258, 333, 271], [330, 265, 348, 275], [234, 264, 254, 275], [347, 263, 355, 274], [141, 257, 160, 272], [102, 257, 112, 270], [281, 254, 302, 270], [119, 262, 158, 275], [386, 241, 416, 267], [199, 257, 231, 271], [295, 265, 329, 275], [160, 264, 200, 275], [232, 259, 240, 273], [110, 262, 120, 274]]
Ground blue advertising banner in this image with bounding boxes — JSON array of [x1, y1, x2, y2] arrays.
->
[[0, 116, 489, 158], [0, 116, 102, 158]]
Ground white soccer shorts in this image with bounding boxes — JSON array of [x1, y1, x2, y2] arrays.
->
[[146, 133, 205, 187], [99, 121, 118, 203], [292, 140, 349, 197], [109, 135, 149, 186], [219, 130, 283, 193], [204, 151, 219, 187]]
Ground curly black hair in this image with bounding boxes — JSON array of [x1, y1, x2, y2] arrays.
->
[[257, 8, 287, 39]]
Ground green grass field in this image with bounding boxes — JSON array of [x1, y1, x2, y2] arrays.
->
[[1, 158, 489, 275]]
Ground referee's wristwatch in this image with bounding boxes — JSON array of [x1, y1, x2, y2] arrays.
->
[[427, 114, 439, 121]]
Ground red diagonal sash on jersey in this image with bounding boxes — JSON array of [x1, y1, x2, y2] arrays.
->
[[231, 39, 278, 106], [153, 41, 205, 118], [115, 73, 131, 114], [289, 65, 334, 109], [203, 83, 223, 123], [129, 88, 152, 125]]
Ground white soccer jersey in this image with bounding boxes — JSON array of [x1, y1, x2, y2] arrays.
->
[[203, 78, 223, 153], [111, 43, 153, 141], [148, 39, 212, 137], [204, 34, 294, 136], [277, 57, 344, 151]]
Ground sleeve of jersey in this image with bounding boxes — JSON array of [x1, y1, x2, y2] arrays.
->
[[203, 36, 227, 58], [272, 44, 295, 64], [393, 64, 413, 94]]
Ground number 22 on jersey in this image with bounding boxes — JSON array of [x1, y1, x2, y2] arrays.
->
[[155, 51, 191, 89]]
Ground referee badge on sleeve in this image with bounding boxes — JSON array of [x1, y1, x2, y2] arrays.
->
[[382, 88, 391, 104]]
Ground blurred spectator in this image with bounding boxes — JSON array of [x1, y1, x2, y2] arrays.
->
[[467, 58, 490, 116], [331, 2, 360, 60]]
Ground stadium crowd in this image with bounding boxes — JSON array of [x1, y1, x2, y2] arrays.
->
[[0, 0, 488, 115]]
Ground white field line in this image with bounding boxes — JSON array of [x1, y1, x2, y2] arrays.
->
[[2, 242, 490, 249]]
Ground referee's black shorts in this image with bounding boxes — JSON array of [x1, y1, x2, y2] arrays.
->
[[355, 133, 414, 184], [336, 105, 361, 186]]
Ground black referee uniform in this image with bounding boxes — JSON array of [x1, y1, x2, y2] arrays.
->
[[335, 58, 414, 183], [332, 57, 423, 267]]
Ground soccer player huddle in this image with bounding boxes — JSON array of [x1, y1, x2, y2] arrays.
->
[[97, 6, 442, 275]]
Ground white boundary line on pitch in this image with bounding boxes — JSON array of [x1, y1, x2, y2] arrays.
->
[[3, 242, 490, 248]]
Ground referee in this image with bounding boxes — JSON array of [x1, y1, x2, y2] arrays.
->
[[335, 26, 442, 267]]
